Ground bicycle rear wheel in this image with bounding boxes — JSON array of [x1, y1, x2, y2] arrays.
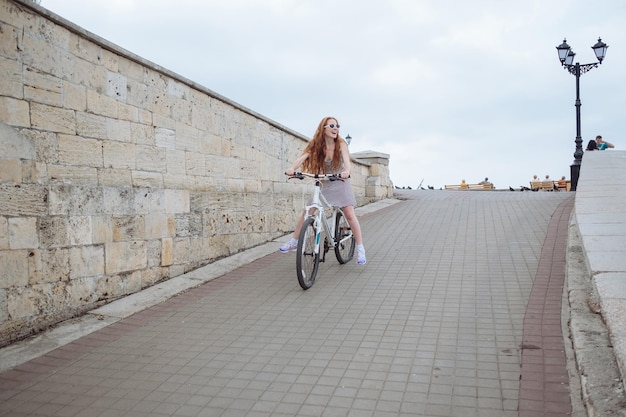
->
[[334, 210, 355, 264], [297, 217, 320, 290]]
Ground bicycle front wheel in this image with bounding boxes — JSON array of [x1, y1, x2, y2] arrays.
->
[[334, 210, 355, 264], [297, 217, 320, 290]]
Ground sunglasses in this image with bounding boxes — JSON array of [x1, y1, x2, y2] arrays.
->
[[324, 124, 340, 129]]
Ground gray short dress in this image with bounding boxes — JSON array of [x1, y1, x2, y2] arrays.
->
[[319, 160, 357, 208]]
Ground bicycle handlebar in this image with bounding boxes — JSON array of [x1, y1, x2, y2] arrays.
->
[[286, 172, 347, 181]]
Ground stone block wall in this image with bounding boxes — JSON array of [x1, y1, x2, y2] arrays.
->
[[0, 0, 393, 346]]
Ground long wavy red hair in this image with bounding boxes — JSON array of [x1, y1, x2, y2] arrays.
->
[[301, 116, 346, 174]]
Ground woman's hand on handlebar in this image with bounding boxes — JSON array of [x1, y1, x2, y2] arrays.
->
[[285, 169, 295, 177]]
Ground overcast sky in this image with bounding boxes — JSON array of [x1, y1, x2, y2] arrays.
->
[[41, 0, 626, 189]]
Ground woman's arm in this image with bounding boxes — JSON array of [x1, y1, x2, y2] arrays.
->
[[285, 152, 310, 176]]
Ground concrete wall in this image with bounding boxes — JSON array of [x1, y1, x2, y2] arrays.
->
[[574, 150, 626, 390], [0, 0, 393, 346]]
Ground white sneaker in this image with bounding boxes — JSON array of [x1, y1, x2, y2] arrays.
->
[[279, 238, 298, 253], [356, 246, 366, 265]]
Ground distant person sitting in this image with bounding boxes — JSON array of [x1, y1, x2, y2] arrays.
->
[[460, 179, 468, 189], [595, 135, 614, 150], [479, 177, 490, 185], [586, 140, 597, 151]]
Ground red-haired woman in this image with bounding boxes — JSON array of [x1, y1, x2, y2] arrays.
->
[[280, 116, 366, 265]]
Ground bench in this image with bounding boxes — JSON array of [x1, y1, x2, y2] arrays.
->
[[530, 181, 557, 191], [445, 183, 495, 190]]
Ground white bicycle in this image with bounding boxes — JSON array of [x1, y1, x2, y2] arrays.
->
[[288, 172, 355, 290]]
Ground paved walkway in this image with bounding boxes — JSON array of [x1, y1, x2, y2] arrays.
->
[[0, 190, 586, 417]]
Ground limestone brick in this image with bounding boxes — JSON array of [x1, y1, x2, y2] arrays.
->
[[0, 289, 6, 323], [131, 123, 155, 146], [187, 236, 210, 266], [69, 245, 104, 279], [21, 160, 48, 184], [70, 35, 102, 66], [91, 216, 113, 244], [0, 216, 7, 249], [58, 134, 103, 167], [103, 141, 135, 169], [29, 248, 70, 284], [101, 49, 119, 73], [104, 241, 147, 274], [132, 188, 165, 215], [168, 263, 185, 278], [161, 237, 173, 266], [174, 212, 202, 238], [144, 214, 171, 239], [185, 151, 205, 176], [163, 174, 195, 189], [170, 98, 192, 125], [76, 112, 107, 140], [164, 189, 190, 214], [0, 158, 20, 182], [106, 118, 132, 143], [0, 96, 30, 127], [31, 102, 76, 134], [198, 132, 222, 156], [118, 270, 143, 295], [126, 79, 149, 110], [141, 266, 168, 288], [38, 216, 70, 249], [106, 70, 127, 101], [1, 121, 34, 160], [6, 284, 49, 320], [175, 124, 200, 152], [86, 90, 118, 119], [65, 276, 99, 306], [172, 237, 190, 265], [97, 167, 132, 187], [144, 72, 169, 116], [102, 186, 134, 215], [137, 109, 153, 127], [9, 217, 37, 249], [118, 102, 139, 123], [68, 216, 92, 245], [20, 29, 70, 78], [155, 127, 176, 149], [0, 56, 22, 98], [0, 183, 47, 216], [117, 55, 145, 82], [19, 128, 59, 164], [135, 145, 166, 172], [131, 171, 163, 189], [47, 165, 98, 185], [167, 79, 188, 99], [0, 249, 28, 288], [23, 68, 63, 106], [165, 149, 186, 175], [112, 215, 144, 242], [146, 239, 161, 268], [48, 185, 104, 216], [0, 15, 16, 57]]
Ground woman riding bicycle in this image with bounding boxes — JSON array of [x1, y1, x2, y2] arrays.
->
[[280, 116, 367, 265]]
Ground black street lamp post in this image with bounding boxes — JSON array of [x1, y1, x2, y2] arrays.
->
[[556, 37, 608, 191]]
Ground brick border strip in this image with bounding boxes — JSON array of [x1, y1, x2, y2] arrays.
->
[[519, 196, 575, 416]]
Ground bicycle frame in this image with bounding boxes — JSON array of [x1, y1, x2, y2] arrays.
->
[[304, 178, 342, 261], [289, 172, 355, 289]]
